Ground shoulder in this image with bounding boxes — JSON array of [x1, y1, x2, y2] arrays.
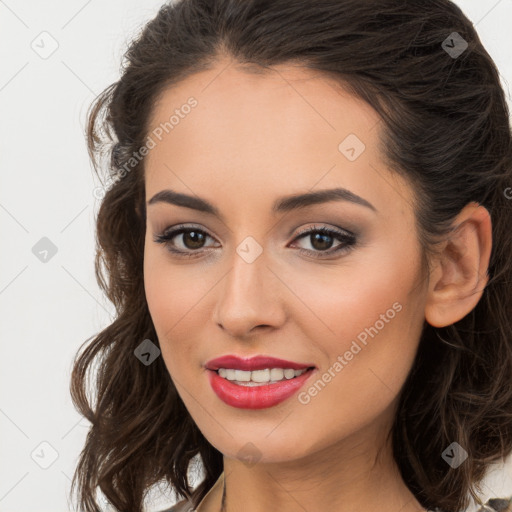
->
[[157, 498, 195, 512], [158, 471, 224, 512], [476, 496, 512, 511]]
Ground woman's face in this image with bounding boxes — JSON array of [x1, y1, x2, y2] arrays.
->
[[143, 59, 429, 464]]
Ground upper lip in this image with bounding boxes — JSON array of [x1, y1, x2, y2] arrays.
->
[[205, 355, 316, 371]]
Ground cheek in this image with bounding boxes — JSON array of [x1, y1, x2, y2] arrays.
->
[[291, 247, 418, 337], [288, 241, 424, 383], [144, 242, 192, 324], [143, 244, 212, 370], [143, 246, 183, 360]]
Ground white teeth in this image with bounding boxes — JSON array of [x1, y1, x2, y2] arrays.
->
[[251, 369, 270, 382], [283, 368, 295, 379], [270, 368, 284, 381], [234, 369, 250, 382], [217, 367, 309, 385]]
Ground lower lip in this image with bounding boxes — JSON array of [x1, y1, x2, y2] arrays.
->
[[206, 368, 316, 409]]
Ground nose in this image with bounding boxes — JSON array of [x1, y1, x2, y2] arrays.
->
[[212, 245, 287, 338]]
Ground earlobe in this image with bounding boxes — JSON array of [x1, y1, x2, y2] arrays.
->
[[424, 202, 492, 328]]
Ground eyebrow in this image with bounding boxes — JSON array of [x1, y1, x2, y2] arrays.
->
[[147, 187, 377, 220]]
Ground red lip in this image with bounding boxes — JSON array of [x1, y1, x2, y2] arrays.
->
[[206, 367, 316, 409], [204, 355, 315, 371]]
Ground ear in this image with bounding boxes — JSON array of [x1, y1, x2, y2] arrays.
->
[[424, 202, 492, 328]]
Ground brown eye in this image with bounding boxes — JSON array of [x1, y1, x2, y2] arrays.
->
[[180, 230, 207, 249], [290, 225, 357, 259], [153, 225, 219, 258], [308, 231, 335, 251]]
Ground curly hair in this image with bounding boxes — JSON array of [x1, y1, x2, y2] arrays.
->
[[69, 0, 512, 511]]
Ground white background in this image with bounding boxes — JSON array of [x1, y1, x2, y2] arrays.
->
[[1, 1, 511, 511]]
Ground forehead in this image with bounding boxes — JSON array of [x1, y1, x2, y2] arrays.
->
[[143, 59, 414, 218], [146, 60, 381, 151]]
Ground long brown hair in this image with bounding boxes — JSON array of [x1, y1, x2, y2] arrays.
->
[[70, 1, 512, 511]]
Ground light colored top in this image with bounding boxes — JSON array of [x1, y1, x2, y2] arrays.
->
[[160, 472, 224, 512], [160, 472, 512, 512]]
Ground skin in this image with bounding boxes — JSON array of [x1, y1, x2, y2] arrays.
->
[[142, 56, 492, 512]]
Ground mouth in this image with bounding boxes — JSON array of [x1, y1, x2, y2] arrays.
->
[[204, 356, 317, 409]]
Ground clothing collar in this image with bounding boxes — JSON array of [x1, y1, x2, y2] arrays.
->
[[195, 471, 225, 511]]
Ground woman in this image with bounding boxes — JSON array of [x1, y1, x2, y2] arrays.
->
[[69, 1, 512, 511]]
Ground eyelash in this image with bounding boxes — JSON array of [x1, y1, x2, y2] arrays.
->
[[153, 223, 357, 260]]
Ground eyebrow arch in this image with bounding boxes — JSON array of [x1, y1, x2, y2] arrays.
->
[[147, 187, 377, 220]]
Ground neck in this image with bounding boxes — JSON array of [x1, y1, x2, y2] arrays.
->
[[215, 419, 426, 512]]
